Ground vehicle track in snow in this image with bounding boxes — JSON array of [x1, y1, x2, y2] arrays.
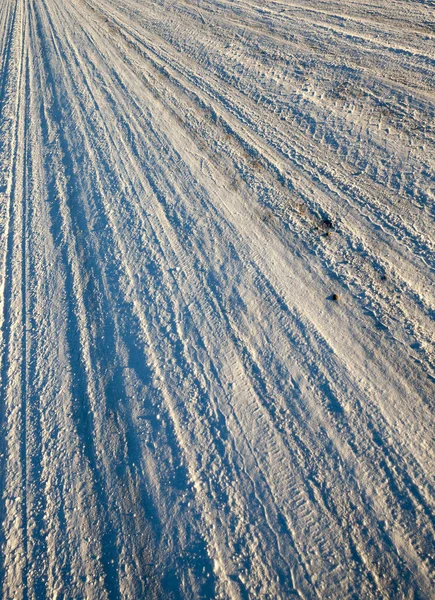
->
[[0, 1, 434, 599]]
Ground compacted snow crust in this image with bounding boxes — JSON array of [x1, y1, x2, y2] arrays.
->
[[0, 0, 434, 598]]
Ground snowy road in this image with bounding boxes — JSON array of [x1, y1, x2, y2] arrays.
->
[[0, 0, 434, 598]]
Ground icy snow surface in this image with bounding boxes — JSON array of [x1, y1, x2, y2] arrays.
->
[[0, 0, 434, 598]]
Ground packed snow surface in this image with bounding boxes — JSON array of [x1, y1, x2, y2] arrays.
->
[[0, 0, 434, 598]]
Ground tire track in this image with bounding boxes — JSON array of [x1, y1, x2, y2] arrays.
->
[[28, 2, 128, 596], [0, 1, 30, 595]]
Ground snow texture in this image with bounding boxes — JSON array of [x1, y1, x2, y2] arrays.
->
[[0, 0, 434, 598]]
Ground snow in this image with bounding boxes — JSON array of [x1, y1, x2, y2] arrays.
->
[[0, 0, 434, 598]]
